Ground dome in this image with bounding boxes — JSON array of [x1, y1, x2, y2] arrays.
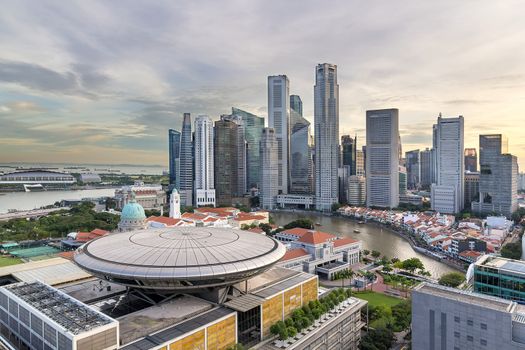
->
[[121, 200, 146, 221]]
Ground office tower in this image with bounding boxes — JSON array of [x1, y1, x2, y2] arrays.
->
[[399, 166, 407, 195], [348, 175, 366, 206], [412, 283, 525, 350], [179, 113, 194, 207], [464, 171, 480, 209], [290, 94, 303, 116], [221, 114, 247, 196], [260, 128, 279, 209], [314, 63, 339, 211], [194, 115, 215, 207], [268, 75, 290, 195], [356, 149, 365, 177], [290, 109, 313, 194], [168, 129, 181, 188], [365, 108, 400, 208], [431, 124, 438, 185], [405, 149, 420, 190], [420, 148, 432, 190], [520, 173, 525, 191], [464, 148, 478, 172], [231, 107, 264, 191], [473, 255, 525, 303], [341, 135, 357, 175], [431, 115, 464, 214], [471, 134, 518, 217], [214, 118, 240, 206], [338, 167, 350, 203]]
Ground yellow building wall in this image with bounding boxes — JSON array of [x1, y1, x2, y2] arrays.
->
[[283, 285, 302, 318], [169, 329, 205, 350], [301, 278, 318, 305], [206, 315, 236, 350], [261, 293, 283, 338]]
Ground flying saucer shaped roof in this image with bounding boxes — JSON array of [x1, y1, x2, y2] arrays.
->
[[73, 226, 286, 291]]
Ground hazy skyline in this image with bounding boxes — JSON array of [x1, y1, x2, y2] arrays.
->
[[1, 1, 524, 168]]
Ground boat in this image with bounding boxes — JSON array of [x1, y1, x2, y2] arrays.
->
[[315, 222, 322, 226], [358, 221, 365, 224], [353, 229, 361, 233]]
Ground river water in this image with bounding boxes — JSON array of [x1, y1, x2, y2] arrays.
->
[[271, 211, 454, 278], [0, 189, 117, 213]]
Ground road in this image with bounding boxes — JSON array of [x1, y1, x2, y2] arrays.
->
[[0, 207, 68, 221]]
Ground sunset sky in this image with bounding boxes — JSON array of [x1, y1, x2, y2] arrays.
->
[[1, 1, 524, 169]]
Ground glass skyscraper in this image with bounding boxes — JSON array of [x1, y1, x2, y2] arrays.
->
[[168, 129, 181, 188], [290, 109, 313, 194], [179, 113, 194, 207], [290, 95, 303, 116]]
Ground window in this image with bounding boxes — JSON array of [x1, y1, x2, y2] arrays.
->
[[481, 323, 487, 330], [454, 332, 460, 338], [481, 339, 487, 346], [454, 316, 460, 323], [467, 319, 473, 326], [467, 335, 473, 342]]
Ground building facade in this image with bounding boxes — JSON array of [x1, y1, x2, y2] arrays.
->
[[356, 149, 365, 177], [405, 149, 420, 190], [214, 118, 240, 207], [179, 113, 194, 207], [471, 134, 518, 218], [464, 148, 478, 172], [168, 129, 181, 189], [194, 115, 215, 207], [348, 175, 366, 206], [341, 135, 357, 175], [464, 171, 480, 209], [290, 94, 303, 116], [420, 148, 432, 190], [268, 75, 290, 195], [365, 108, 400, 208], [473, 255, 525, 303], [314, 63, 340, 211], [431, 115, 464, 214], [290, 109, 313, 194], [260, 128, 279, 210]]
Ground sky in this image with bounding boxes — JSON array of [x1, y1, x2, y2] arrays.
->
[[0, 0, 524, 168]]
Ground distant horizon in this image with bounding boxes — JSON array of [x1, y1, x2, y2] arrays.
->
[[0, 161, 166, 168]]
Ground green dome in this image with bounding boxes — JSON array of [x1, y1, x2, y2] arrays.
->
[[121, 200, 146, 221]]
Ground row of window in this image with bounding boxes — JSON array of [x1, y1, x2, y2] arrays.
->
[[453, 332, 487, 346]]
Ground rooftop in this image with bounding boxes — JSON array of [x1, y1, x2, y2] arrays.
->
[[296, 230, 336, 245], [281, 248, 310, 261], [475, 255, 525, 275]]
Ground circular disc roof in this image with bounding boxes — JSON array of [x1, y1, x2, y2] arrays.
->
[[73, 226, 286, 291]]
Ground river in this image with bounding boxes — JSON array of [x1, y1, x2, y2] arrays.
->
[[271, 211, 455, 278], [0, 189, 117, 214]]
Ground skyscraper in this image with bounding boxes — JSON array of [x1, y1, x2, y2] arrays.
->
[[290, 109, 313, 194], [268, 75, 290, 195], [471, 134, 518, 217], [399, 166, 407, 195], [290, 95, 303, 116], [214, 118, 239, 206], [341, 135, 356, 175], [356, 149, 365, 177], [419, 148, 432, 190], [464, 171, 480, 209], [431, 115, 464, 214], [405, 149, 420, 190], [260, 128, 279, 209], [231, 107, 264, 191], [365, 108, 400, 208], [179, 113, 194, 207], [168, 129, 181, 189], [221, 114, 246, 196], [314, 63, 339, 211], [464, 148, 478, 172], [194, 115, 215, 207]]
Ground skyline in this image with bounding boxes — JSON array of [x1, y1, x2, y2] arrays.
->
[[1, 1, 525, 168]]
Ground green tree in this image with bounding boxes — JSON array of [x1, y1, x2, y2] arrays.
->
[[401, 257, 424, 274], [359, 327, 395, 350], [501, 242, 522, 259], [371, 250, 381, 259], [438, 272, 466, 288], [391, 300, 411, 331], [362, 249, 370, 256], [283, 218, 313, 230]]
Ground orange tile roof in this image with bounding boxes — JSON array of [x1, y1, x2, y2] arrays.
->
[[281, 248, 310, 261], [333, 237, 359, 248], [459, 250, 483, 258], [146, 216, 183, 226], [296, 230, 336, 245], [247, 227, 264, 234], [58, 251, 75, 260], [281, 227, 311, 237], [235, 213, 266, 221], [182, 213, 207, 221], [90, 229, 109, 236]]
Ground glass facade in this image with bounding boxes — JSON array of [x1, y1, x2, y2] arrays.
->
[[168, 129, 181, 188], [474, 266, 525, 302]]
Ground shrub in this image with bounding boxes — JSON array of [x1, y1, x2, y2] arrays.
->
[[287, 326, 297, 338]]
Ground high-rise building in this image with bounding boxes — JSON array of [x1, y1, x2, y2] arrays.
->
[[399, 166, 407, 195], [338, 167, 350, 204], [231, 107, 264, 191], [464, 171, 480, 209], [431, 115, 464, 214], [268, 75, 290, 195], [356, 149, 365, 177], [405, 149, 420, 190], [168, 129, 181, 189], [290, 94, 303, 116], [420, 148, 432, 190], [260, 128, 279, 209], [365, 108, 400, 208], [412, 282, 525, 350], [179, 113, 194, 207], [314, 63, 339, 211], [348, 175, 366, 206], [464, 148, 478, 172], [473, 255, 525, 303], [341, 135, 357, 175], [194, 115, 215, 207], [520, 172, 525, 191], [471, 134, 518, 217], [290, 109, 313, 194], [221, 114, 247, 196], [214, 118, 240, 206]]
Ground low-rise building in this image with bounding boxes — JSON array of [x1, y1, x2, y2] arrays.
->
[[115, 181, 166, 210], [473, 255, 525, 303]]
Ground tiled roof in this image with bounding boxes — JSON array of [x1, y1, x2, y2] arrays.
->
[[146, 216, 183, 226], [235, 213, 266, 221], [281, 248, 310, 261], [333, 237, 359, 248], [90, 229, 109, 236], [459, 250, 483, 258], [296, 230, 336, 245], [280, 227, 311, 237], [247, 227, 264, 234], [181, 213, 207, 221]]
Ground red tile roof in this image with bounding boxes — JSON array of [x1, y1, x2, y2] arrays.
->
[[235, 213, 266, 221], [281, 248, 310, 261], [281, 227, 311, 237], [333, 237, 359, 248], [76, 230, 109, 243], [58, 251, 75, 260], [296, 230, 336, 245], [459, 250, 483, 258], [247, 227, 265, 234], [90, 229, 109, 236], [182, 213, 207, 221], [146, 216, 183, 226]]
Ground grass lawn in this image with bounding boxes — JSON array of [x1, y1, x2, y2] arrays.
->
[[0, 256, 23, 267], [353, 290, 402, 308]]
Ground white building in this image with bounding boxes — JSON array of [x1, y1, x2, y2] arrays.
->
[[431, 115, 464, 214], [314, 63, 340, 211], [268, 75, 290, 195], [169, 188, 181, 219], [114, 181, 166, 210], [259, 128, 279, 210], [365, 108, 400, 208], [348, 175, 366, 206], [194, 115, 215, 207]]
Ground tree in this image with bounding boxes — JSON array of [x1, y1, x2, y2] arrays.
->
[[401, 257, 424, 274], [391, 300, 411, 332], [501, 242, 522, 260], [259, 223, 273, 235], [360, 327, 395, 350], [363, 250, 370, 256], [283, 218, 313, 230], [371, 250, 381, 259], [332, 203, 342, 212], [438, 272, 466, 288]]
